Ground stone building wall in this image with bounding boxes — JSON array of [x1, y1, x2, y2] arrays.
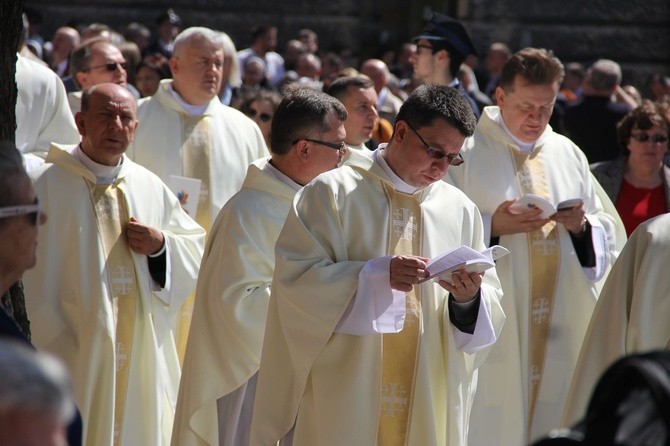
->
[[25, 0, 669, 96]]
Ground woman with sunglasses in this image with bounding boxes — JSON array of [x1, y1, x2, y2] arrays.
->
[[234, 89, 282, 148], [591, 100, 670, 235]]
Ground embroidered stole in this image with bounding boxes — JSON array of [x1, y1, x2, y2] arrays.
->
[[89, 182, 138, 445], [177, 114, 213, 361], [378, 183, 423, 446], [509, 148, 560, 436]]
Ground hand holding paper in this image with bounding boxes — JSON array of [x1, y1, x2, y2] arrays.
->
[[509, 194, 583, 219], [420, 245, 509, 285]]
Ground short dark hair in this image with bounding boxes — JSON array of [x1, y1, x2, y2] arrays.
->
[[234, 89, 282, 117], [617, 100, 669, 156], [325, 76, 374, 102], [251, 24, 275, 41], [395, 84, 476, 138], [271, 86, 347, 155], [69, 37, 111, 87], [499, 47, 564, 91]]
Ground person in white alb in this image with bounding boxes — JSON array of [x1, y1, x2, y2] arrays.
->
[[445, 47, 626, 444], [23, 83, 205, 446], [172, 87, 348, 446], [250, 84, 505, 446]]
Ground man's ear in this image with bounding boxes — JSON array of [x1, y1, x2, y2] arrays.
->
[[495, 86, 505, 107], [293, 139, 310, 162], [392, 120, 408, 143], [74, 112, 86, 136], [169, 57, 179, 76], [75, 71, 88, 90]]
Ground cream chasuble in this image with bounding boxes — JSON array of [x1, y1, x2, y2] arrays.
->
[[378, 184, 423, 445], [509, 148, 560, 434], [176, 114, 213, 360], [89, 183, 138, 445]]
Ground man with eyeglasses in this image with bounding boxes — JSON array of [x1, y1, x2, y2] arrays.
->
[[250, 84, 505, 446], [446, 47, 626, 445], [410, 12, 481, 119], [128, 27, 268, 359], [67, 38, 135, 114], [22, 83, 205, 446], [172, 87, 347, 446]]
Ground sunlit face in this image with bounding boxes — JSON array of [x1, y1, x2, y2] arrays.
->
[[410, 39, 438, 82], [171, 39, 224, 106], [385, 119, 466, 188], [340, 86, 379, 146], [302, 113, 347, 181], [76, 43, 127, 89], [0, 175, 47, 286], [135, 65, 161, 98], [626, 124, 669, 170], [75, 85, 138, 166], [496, 76, 558, 143]]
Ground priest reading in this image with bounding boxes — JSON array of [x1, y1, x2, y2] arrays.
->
[[249, 85, 505, 446]]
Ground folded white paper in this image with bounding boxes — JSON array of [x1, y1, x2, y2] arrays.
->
[[420, 245, 509, 284]]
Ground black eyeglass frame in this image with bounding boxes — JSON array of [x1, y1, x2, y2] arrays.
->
[[405, 122, 465, 166], [292, 138, 347, 153], [85, 61, 128, 73], [630, 132, 669, 144]]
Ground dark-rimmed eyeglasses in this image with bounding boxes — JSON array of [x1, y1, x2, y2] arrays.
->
[[630, 132, 669, 144], [415, 44, 435, 54], [293, 138, 347, 154], [406, 123, 465, 166], [246, 109, 273, 123], [86, 61, 128, 73], [0, 199, 41, 226]]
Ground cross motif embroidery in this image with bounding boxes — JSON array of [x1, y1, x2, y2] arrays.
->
[[519, 167, 536, 190], [380, 382, 408, 417], [111, 266, 134, 296], [97, 201, 119, 220], [198, 183, 209, 204], [116, 342, 128, 371], [392, 208, 417, 241], [530, 363, 541, 390], [531, 234, 557, 256], [403, 300, 420, 327], [532, 298, 551, 324]]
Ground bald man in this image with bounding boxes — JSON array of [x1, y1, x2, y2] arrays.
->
[[360, 58, 404, 123], [24, 83, 205, 446]]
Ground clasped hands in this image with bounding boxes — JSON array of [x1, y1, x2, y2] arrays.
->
[[491, 199, 586, 237], [389, 255, 482, 303], [127, 216, 165, 255]]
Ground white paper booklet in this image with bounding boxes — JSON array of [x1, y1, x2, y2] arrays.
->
[[167, 175, 202, 217], [509, 194, 583, 219], [420, 245, 510, 284]]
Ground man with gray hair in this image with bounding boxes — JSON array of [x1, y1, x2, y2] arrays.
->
[[0, 340, 75, 446], [564, 59, 634, 163], [128, 27, 268, 357]]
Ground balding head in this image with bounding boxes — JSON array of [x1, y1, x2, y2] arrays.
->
[[76, 83, 138, 166], [360, 59, 389, 93], [52, 27, 80, 63], [586, 59, 622, 95]]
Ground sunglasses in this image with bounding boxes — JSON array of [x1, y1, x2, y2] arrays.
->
[[0, 198, 41, 225], [292, 138, 347, 154], [246, 109, 273, 123], [406, 122, 465, 166], [86, 61, 128, 73], [630, 132, 669, 144]]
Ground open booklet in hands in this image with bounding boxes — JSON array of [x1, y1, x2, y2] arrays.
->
[[509, 194, 583, 219], [419, 245, 510, 285]]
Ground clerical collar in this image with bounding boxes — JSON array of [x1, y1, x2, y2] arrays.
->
[[168, 84, 209, 116], [494, 111, 535, 153], [374, 145, 418, 194], [264, 158, 302, 192], [74, 144, 123, 184], [347, 142, 368, 152]]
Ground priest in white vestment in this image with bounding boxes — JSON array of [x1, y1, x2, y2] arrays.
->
[[23, 84, 205, 446], [172, 88, 349, 446], [445, 48, 625, 444], [562, 213, 670, 427], [250, 85, 505, 446], [325, 75, 378, 153], [126, 27, 269, 357], [15, 53, 80, 171]]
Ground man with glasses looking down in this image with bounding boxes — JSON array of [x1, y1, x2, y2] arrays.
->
[[445, 47, 625, 445], [173, 86, 347, 446], [249, 84, 505, 446]]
